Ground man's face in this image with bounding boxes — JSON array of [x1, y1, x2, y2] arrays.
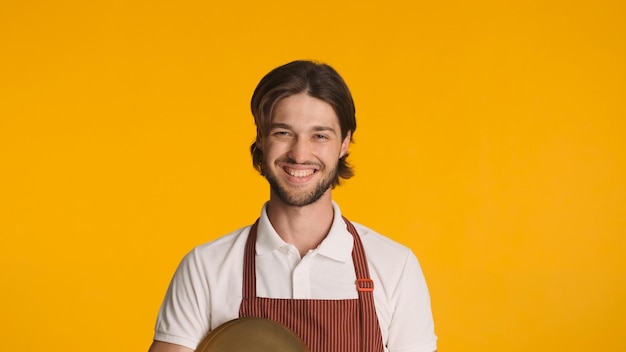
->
[[259, 93, 350, 207]]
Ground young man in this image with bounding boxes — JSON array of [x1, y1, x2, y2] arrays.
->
[[149, 60, 437, 352]]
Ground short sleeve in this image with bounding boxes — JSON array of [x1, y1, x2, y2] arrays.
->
[[153, 248, 210, 350], [386, 250, 437, 352]]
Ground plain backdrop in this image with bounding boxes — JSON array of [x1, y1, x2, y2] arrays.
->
[[1, 0, 625, 351]]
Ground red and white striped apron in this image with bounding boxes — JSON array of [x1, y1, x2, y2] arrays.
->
[[239, 217, 385, 352]]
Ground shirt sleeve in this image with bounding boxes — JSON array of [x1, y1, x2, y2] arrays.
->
[[387, 250, 437, 352], [153, 248, 210, 350]]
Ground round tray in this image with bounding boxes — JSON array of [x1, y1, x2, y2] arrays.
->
[[196, 317, 309, 352]]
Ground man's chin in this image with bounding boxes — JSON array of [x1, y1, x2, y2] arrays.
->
[[274, 191, 324, 207], [268, 182, 328, 207], [265, 167, 337, 207]]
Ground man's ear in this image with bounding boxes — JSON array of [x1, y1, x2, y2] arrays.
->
[[255, 132, 263, 150], [339, 131, 351, 158]]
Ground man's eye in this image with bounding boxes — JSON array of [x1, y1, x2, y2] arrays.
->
[[273, 131, 290, 136], [314, 134, 328, 140]]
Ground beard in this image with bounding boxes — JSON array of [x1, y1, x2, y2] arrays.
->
[[264, 159, 338, 207]]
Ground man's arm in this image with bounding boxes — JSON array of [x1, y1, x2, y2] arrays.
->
[[386, 248, 438, 352], [148, 341, 194, 352], [150, 247, 213, 352]]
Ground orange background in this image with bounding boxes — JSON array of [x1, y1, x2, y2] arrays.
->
[[1, 0, 625, 351]]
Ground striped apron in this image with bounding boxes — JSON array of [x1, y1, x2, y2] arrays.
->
[[239, 217, 385, 352]]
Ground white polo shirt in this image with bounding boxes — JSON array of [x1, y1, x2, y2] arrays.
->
[[153, 202, 437, 352]]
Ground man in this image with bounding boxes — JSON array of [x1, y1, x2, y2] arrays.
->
[[149, 60, 437, 352]]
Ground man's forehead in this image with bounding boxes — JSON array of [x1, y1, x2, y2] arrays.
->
[[269, 94, 340, 126]]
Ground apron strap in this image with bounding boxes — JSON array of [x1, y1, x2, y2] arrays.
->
[[343, 217, 385, 352], [242, 220, 259, 299]]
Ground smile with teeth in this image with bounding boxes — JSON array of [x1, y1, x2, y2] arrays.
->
[[285, 167, 316, 178]]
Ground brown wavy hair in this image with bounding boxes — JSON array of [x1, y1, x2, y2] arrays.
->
[[250, 60, 356, 187]]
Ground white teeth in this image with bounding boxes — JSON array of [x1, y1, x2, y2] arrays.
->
[[287, 169, 314, 178]]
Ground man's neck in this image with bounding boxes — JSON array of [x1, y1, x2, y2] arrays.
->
[[266, 192, 335, 257]]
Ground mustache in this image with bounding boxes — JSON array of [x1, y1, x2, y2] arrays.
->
[[276, 157, 322, 167]]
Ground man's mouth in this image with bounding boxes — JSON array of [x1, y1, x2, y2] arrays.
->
[[284, 167, 316, 178]]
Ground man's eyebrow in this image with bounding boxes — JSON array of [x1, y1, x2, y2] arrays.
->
[[311, 126, 338, 135], [270, 123, 292, 130], [270, 124, 338, 135]]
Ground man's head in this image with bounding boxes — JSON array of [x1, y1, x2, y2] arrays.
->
[[250, 60, 356, 190]]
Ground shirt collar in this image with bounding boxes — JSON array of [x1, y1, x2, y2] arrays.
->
[[255, 201, 354, 262]]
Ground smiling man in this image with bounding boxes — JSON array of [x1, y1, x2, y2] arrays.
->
[[148, 60, 437, 352]]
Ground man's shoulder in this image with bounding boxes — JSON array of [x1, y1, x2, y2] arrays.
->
[[351, 222, 414, 257], [350, 222, 425, 290], [168, 225, 253, 283], [183, 225, 252, 263]]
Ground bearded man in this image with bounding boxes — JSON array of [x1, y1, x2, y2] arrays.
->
[[149, 60, 437, 352]]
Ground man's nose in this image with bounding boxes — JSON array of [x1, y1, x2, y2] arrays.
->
[[287, 137, 311, 164]]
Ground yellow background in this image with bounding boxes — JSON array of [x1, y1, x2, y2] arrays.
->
[[1, 0, 625, 351]]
